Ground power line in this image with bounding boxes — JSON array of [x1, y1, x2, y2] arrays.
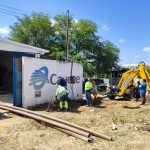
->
[[0, 3, 30, 14], [0, 7, 26, 16], [0, 10, 18, 17]]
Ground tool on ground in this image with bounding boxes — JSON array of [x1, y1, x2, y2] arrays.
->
[[45, 96, 53, 112]]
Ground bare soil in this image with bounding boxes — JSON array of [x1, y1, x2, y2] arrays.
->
[[0, 95, 150, 150]]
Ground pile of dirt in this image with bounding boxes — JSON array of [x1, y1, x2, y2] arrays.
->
[[122, 102, 141, 109], [30, 97, 102, 112]]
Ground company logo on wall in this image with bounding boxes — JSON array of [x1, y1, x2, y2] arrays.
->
[[29, 66, 50, 90], [29, 66, 81, 90]]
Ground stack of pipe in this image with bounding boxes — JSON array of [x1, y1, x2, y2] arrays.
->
[[0, 103, 113, 142]]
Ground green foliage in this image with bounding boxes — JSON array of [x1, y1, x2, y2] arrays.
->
[[10, 12, 119, 77], [10, 13, 54, 50]]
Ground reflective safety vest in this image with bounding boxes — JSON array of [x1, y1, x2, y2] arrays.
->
[[56, 86, 68, 100], [56, 86, 68, 96], [85, 81, 93, 91]]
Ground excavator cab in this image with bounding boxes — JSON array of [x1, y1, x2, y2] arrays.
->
[[107, 68, 129, 99], [109, 68, 129, 87]]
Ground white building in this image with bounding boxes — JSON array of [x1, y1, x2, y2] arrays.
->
[[0, 38, 83, 108]]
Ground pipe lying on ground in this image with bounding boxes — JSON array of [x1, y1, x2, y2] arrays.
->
[[0, 105, 90, 138], [55, 127, 93, 142], [36, 120, 92, 142], [0, 103, 113, 141]]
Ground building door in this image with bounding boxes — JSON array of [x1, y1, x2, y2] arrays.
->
[[13, 57, 22, 107]]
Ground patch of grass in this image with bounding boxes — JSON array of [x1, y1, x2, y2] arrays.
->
[[118, 131, 128, 137], [139, 108, 150, 114], [137, 119, 150, 125], [112, 113, 118, 124], [112, 113, 128, 124], [119, 116, 128, 124]]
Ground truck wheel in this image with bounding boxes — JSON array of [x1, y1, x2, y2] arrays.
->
[[107, 92, 116, 99]]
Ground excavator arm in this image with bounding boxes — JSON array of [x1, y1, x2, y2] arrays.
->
[[118, 62, 150, 96], [138, 62, 150, 91], [118, 69, 139, 96]]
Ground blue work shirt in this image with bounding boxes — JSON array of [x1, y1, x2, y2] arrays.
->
[[139, 83, 147, 94]]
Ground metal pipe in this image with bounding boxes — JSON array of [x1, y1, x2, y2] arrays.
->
[[0, 105, 90, 138], [0, 103, 113, 141], [55, 127, 93, 142]]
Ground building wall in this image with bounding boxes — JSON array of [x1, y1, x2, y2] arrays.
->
[[22, 57, 83, 108]]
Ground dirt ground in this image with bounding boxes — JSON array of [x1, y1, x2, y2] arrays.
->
[[0, 95, 150, 150]]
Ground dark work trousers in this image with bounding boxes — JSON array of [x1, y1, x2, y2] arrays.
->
[[85, 90, 92, 106], [141, 94, 146, 105]]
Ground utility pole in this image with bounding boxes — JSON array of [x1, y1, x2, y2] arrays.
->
[[66, 10, 69, 61]]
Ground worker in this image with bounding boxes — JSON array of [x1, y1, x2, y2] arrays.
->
[[85, 79, 93, 106], [56, 78, 68, 111], [57, 78, 67, 87], [83, 78, 88, 93], [89, 80, 97, 103], [92, 80, 98, 96], [56, 85, 69, 111], [134, 81, 141, 101], [137, 81, 141, 88], [139, 79, 147, 105], [130, 80, 136, 97]]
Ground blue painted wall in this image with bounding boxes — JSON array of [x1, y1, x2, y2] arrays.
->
[[12, 52, 35, 107]]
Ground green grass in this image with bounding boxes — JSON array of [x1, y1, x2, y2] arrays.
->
[[139, 108, 150, 114], [137, 119, 150, 125]]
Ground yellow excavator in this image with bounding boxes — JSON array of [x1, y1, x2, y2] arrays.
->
[[107, 61, 150, 99]]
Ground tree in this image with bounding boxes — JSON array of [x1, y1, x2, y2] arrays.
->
[[10, 12, 119, 77], [94, 41, 120, 76], [10, 13, 55, 50]]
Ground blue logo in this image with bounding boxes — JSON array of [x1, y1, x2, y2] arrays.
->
[[29, 66, 50, 90]]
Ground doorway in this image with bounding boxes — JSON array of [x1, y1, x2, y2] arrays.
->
[[0, 51, 13, 104]]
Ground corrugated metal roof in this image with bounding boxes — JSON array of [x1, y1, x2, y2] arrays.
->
[[0, 38, 49, 55]]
